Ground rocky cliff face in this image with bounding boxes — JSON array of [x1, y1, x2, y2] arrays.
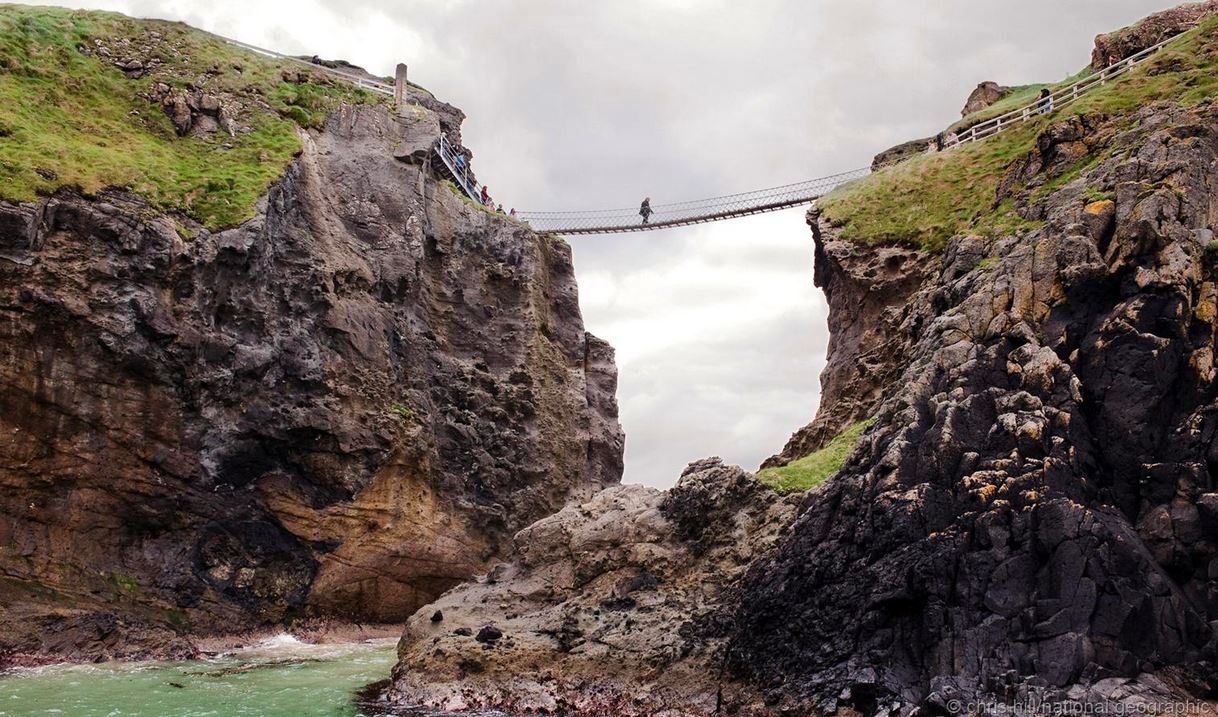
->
[[731, 102, 1218, 712], [0, 98, 622, 662]]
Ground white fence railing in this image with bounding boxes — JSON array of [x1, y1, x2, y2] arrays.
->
[[950, 32, 1180, 147]]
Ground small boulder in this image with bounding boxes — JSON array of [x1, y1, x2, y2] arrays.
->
[[474, 625, 502, 644], [198, 94, 221, 114], [961, 81, 1012, 117], [164, 95, 192, 136]]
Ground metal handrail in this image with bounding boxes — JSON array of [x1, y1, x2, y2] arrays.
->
[[436, 134, 481, 201]]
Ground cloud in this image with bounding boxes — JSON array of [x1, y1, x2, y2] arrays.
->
[[15, 0, 1179, 486]]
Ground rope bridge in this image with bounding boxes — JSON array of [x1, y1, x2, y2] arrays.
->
[[513, 169, 872, 235], [434, 134, 871, 233]]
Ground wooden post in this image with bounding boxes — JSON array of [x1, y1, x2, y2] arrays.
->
[[394, 63, 408, 116]]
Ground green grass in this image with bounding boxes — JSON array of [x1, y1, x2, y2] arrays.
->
[[821, 17, 1218, 251], [388, 403, 416, 424], [0, 4, 387, 229], [441, 179, 498, 215], [110, 572, 139, 593], [1083, 186, 1116, 203], [756, 418, 874, 493]]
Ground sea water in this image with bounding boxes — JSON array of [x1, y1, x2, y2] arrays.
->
[[0, 635, 399, 717]]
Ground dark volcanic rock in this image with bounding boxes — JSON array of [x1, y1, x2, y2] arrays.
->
[[474, 625, 502, 644], [0, 101, 623, 663], [732, 102, 1218, 711], [870, 137, 932, 171]]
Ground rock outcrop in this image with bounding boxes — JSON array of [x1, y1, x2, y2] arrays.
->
[[732, 102, 1218, 712], [0, 98, 622, 661], [376, 459, 794, 716], [1091, 0, 1218, 68], [870, 137, 933, 171], [961, 81, 1013, 117]]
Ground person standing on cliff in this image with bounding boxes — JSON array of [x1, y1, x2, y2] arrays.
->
[[1038, 88, 1054, 115], [639, 197, 652, 225], [480, 185, 489, 205]]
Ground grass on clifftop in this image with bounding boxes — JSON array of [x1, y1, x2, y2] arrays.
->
[[819, 17, 1218, 252], [756, 418, 874, 494], [0, 4, 386, 229]]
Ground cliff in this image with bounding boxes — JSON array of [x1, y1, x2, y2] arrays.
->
[[0, 6, 622, 664], [385, 8, 1218, 715]]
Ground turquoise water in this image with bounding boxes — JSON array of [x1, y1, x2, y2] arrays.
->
[[0, 636, 399, 717]]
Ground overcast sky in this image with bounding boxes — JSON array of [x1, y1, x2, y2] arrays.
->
[[21, 0, 1176, 487]]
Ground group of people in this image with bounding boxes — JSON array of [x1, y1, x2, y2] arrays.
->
[[445, 139, 517, 218], [478, 185, 516, 217]]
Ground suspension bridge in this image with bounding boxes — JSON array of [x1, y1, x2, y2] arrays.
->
[[217, 28, 1177, 236]]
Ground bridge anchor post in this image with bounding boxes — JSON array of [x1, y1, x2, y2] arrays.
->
[[395, 63, 409, 116]]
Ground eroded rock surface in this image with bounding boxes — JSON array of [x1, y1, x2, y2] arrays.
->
[[961, 81, 1013, 117], [764, 217, 932, 468], [379, 459, 794, 716], [732, 103, 1218, 712], [1091, 0, 1218, 68], [0, 101, 622, 663]]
